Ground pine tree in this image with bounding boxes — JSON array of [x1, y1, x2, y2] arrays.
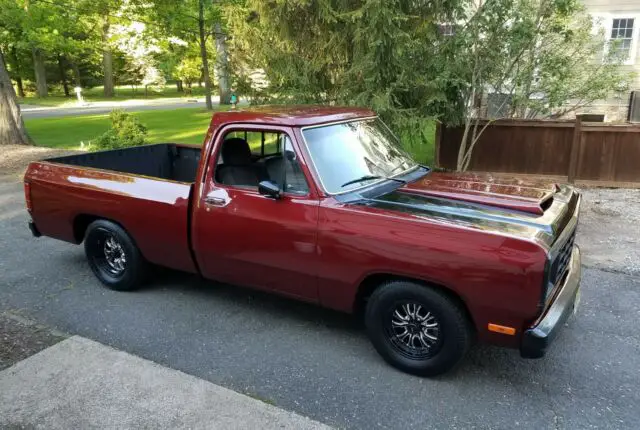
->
[[226, 0, 464, 154]]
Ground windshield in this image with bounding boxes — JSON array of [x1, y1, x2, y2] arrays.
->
[[303, 118, 417, 194]]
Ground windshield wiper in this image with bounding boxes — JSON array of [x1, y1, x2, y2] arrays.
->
[[340, 175, 407, 188]]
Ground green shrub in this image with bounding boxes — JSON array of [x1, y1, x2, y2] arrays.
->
[[90, 109, 148, 150]]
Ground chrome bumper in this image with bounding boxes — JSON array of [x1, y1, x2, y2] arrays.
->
[[521, 246, 581, 358]]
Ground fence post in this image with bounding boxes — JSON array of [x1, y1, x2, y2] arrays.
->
[[567, 116, 582, 184]]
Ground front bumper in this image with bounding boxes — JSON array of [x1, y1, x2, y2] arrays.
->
[[521, 246, 581, 358]]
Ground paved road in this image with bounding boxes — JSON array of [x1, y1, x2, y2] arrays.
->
[[1, 176, 638, 429], [20, 98, 215, 119]]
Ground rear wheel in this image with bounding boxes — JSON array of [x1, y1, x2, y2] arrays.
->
[[365, 281, 472, 376], [84, 220, 148, 291]]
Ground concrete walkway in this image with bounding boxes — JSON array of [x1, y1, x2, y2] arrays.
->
[[0, 336, 331, 429]]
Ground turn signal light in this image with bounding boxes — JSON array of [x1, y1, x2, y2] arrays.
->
[[488, 323, 516, 335]]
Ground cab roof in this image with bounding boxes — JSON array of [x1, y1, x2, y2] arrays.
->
[[210, 105, 376, 128]]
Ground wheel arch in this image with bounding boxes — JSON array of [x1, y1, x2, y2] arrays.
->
[[353, 273, 477, 331], [73, 214, 133, 246]]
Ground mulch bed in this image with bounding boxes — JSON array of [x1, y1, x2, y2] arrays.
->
[[0, 313, 67, 371]]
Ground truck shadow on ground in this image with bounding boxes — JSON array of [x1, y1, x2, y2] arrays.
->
[[148, 266, 360, 333], [48, 249, 612, 419], [142, 265, 553, 383]]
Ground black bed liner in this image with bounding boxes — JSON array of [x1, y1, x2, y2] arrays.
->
[[45, 143, 202, 183]]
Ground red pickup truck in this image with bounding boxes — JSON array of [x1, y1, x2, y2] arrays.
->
[[24, 106, 581, 376]]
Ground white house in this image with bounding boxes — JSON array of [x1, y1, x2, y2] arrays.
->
[[582, 0, 640, 121]]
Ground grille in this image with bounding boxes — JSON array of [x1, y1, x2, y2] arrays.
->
[[550, 228, 576, 286]]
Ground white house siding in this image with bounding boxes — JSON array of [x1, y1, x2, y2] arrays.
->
[[583, 0, 640, 13], [580, 0, 640, 121]]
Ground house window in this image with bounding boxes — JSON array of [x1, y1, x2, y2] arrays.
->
[[610, 18, 635, 60], [438, 23, 455, 37]]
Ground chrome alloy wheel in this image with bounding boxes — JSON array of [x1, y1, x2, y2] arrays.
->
[[386, 302, 442, 359], [103, 236, 126, 275]]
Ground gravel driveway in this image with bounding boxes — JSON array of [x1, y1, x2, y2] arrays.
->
[[1, 148, 638, 429], [578, 188, 640, 276], [0, 144, 79, 181]]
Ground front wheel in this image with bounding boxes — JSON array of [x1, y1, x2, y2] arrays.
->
[[365, 281, 473, 376], [84, 220, 148, 291]]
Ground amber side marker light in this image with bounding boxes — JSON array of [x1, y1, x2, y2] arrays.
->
[[488, 323, 516, 335]]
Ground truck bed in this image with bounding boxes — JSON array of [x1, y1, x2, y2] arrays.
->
[[25, 143, 200, 274], [45, 143, 202, 183]]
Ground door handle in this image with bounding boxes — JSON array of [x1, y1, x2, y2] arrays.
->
[[204, 196, 227, 206]]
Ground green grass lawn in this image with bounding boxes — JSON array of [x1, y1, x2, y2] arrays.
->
[[25, 107, 435, 164], [19, 85, 210, 107], [25, 108, 217, 149], [398, 120, 436, 165]]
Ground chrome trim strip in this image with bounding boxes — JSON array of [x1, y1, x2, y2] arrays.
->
[[365, 195, 553, 232], [329, 202, 547, 251], [299, 116, 420, 196]]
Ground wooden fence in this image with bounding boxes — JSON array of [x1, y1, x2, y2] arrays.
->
[[435, 118, 640, 187]]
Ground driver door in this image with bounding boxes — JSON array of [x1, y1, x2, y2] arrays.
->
[[192, 125, 320, 301]]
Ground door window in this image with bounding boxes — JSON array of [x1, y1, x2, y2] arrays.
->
[[216, 129, 309, 195], [265, 137, 309, 196]]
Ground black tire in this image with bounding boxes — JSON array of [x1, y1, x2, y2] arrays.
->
[[364, 281, 472, 377], [84, 219, 148, 291]]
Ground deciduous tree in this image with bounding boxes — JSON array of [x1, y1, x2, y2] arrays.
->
[[176, 57, 202, 90], [140, 0, 219, 108], [449, 0, 635, 171], [0, 51, 30, 146]]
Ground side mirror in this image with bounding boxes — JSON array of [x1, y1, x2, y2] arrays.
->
[[258, 180, 281, 199]]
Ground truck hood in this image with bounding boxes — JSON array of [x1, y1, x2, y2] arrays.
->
[[402, 172, 557, 215], [357, 172, 579, 249]]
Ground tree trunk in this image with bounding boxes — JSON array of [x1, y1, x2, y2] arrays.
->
[[0, 52, 30, 145], [32, 48, 48, 98], [15, 76, 25, 98], [70, 61, 81, 87], [198, 0, 213, 110], [176, 80, 183, 92], [457, 76, 476, 171], [102, 17, 114, 97], [58, 55, 70, 97], [10, 47, 26, 98], [214, 20, 230, 104]]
